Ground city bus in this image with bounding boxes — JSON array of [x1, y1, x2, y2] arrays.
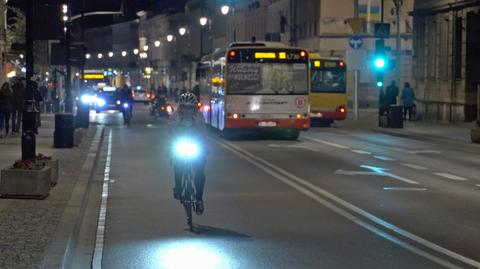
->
[[309, 53, 347, 127], [197, 42, 310, 139]]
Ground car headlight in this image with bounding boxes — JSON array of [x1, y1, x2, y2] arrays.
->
[[96, 98, 106, 106], [123, 103, 129, 108], [174, 139, 199, 158], [81, 94, 93, 104], [116, 100, 121, 105]]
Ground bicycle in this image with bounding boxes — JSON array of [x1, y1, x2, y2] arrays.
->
[[173, 138, 201, 231], [179, 159, 196, 231], [122, 102, 132, 125]]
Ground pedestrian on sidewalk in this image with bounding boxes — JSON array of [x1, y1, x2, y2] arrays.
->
[[0, 82, 14, 138], [379, 87, 388, 116], [386, 81, 399, 107], [12, 78, 25, 135], [401, 82, 416, 121]]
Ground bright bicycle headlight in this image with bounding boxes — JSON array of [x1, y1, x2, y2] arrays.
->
[[174, 140, 199, 158]]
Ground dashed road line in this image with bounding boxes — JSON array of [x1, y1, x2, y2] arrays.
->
[[351, 149, 372, 155], [374, 155, 395, 161], [383, 187, 428, 192], [401, 163, 429, 171], [434, 173, 468, 181], [218, 139, 477, 269], [92, 129, 113, 269], [302, 136, 350, 149]]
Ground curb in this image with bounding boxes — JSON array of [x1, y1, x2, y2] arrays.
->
[[373, 127, 480, 148], [42, 126, 105, 269]]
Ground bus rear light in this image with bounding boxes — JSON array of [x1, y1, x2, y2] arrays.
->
[[197, 102, 202, 109], [300, 51, 307, 58], [337, 106, 347, 113], [229, 51, 236, 57], [340, 108, 346, 113], [296, 113, 302, 119], [339, 61, 345, 67], [233, 113, 239, 119], [166, 106, 173, 113]]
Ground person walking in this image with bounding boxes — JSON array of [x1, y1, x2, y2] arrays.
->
[[0, 82, 14, 138], [12, 79, 25, 135], [385, 81, 399, 107], [401, 82, 416, 121]]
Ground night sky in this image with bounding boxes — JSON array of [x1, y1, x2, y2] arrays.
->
[[8, 0, 189, 28]]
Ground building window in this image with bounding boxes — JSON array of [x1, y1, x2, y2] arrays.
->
[[413, 16, 426, 80], [439, 16, 449, 80], [454, 16, 462, 80]]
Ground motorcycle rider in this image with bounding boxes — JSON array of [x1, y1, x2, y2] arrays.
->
[[169, 92, 206, 215]]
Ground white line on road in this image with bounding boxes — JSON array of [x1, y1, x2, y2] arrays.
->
[[92, 129, 113, 269], [476, 184, 480, 188], [407, 150, 441, 155], [401, 163, 429, 170], [334, 169, 379, 176], [359, 165, 419, 185], [351, 149, 372, 155], [434, 173, 468, 181], [302, 136, 350, 149], [217, 140, 479, 269], [383, 187, 428, 192], [374, 155, 396, 161]]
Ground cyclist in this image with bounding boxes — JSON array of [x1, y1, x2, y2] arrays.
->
[[169, 92, 206, 215], [119, 84, 134, 113]]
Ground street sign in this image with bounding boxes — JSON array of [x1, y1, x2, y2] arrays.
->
[[348, 35, 363, 49], [346, 49, 366, 71], [374, 23, 391, 38]]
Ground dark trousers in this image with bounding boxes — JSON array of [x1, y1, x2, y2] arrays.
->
[[174, 159, 206, 201], [404, 106, 414, 120], [2, 112, 11, 134]]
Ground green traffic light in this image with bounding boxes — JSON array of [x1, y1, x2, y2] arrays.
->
[[374, 58, 385, 68], [377, 81, 384, 87]]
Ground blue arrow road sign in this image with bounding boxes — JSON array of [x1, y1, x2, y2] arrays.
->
[[349, 35, 363, 49]]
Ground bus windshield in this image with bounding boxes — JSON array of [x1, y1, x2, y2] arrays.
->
[[311, 69, 346, 93], [227, 62, 308, 95]]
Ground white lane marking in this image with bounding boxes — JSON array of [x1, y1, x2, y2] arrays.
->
[[383, 187, 428, 192], [334, 169, 379, 176], [374, 155, 395, 161], [92, 129, 113, 269], [351, 149, 372, 155], [401, 163, 429, 170], [338, 165, 420, 185], [218, 140, 471, 269], [268, 143, 320, 152], [302, 136, 350, 149], [407, 150, 441, 155], [434, 173, 468, 181], [476, 184, 480, 188]]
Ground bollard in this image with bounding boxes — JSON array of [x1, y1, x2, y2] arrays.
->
[[54, 113, 74, 148]]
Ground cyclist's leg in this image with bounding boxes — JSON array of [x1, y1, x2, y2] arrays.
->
[[173, 161, 182, 199], [194, 159, 206, 202]]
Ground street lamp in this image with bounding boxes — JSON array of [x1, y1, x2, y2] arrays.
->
[[179, 27, 187, 36], [85, 53, 91, 59], [62, 4, 68, 14], [167, 35, 174, 42], [139, 52, 148, 59], [221, 5, 230, 15], [133, 48, 139, 55], [62, 15, 68, 21], [108, 52, 114, 58], [97, 53, 103, 59], [19, 54, 24, 59], [143, 45, 149, 51], [154, 40, 161, 47], [121, 51, 127, 57], [199, 17, 208, 26]]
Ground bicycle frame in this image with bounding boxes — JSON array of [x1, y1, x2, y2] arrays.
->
[[179, 160, 196, 230]]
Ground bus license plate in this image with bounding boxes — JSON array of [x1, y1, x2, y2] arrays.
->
[[258, 121, 277, 127]]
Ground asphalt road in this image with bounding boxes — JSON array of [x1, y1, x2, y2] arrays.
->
[[88, 105, 480, 269]]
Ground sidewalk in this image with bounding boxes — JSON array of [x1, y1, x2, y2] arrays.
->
[[333, 109, 476, 144], [0, 114, 99, 269]]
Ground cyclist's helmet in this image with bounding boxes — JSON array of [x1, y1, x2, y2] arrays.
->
[[179, 92, 198, 107]]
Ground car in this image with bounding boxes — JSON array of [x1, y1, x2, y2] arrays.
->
[[94, 87, 122, 112], [132, 86, 152, 104]]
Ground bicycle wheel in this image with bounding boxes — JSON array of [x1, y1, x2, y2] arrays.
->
[[182, 172, 194, 231]]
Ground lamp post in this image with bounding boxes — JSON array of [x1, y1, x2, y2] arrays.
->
[[221, 4, 236, 41], [199, 17, 208, 58]]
